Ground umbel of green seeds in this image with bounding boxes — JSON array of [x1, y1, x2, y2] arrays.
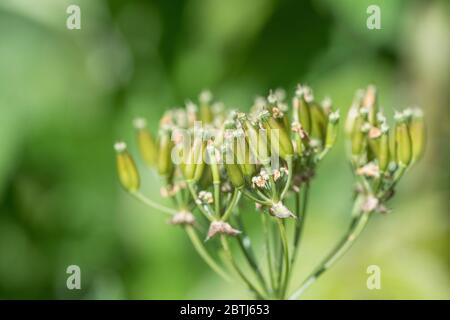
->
[[114, 141, 140, 192]]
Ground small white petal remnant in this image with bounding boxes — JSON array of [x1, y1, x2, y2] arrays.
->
[[269, 202, 296, 219], [114, 141, 127, 152], [357, 163, 380, 178], [198, 191, 213, 204], [362, 195, 379, 213], [170, 211, 195, 225], [133, 117, 147, 129]]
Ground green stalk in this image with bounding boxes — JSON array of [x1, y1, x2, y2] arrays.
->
[[242, 189, 272, 206], [185, 225, 231, 282], [288, 209, 370, 300], [291, 183, 310, 264], [261, 213, 276, 297], [131, 191, 177, 215], [221, 189, 242, 222], [280, 156, 293, 199], [220, 235, 267, 299], [214, 182, 221, 217], [234, 214, 269, 295], [277, 219, 290, 299]]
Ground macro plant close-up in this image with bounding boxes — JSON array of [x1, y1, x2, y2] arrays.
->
[[114, 85, 426, 299], [0, 0, 448, 303]]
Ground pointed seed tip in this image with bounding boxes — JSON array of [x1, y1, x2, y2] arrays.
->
[[114, 141, 127, 152]]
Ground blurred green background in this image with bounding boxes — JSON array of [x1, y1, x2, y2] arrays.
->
[[0, 0, 448, 299]]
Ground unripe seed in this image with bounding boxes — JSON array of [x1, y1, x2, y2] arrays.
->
[[363, 85, 378, 126], [291, 122, 305, 156], [206, 145, 220, 184], [395, 112, 412, 167], [378, 124, 390, 172], [409, 109, 426, 162], [310, 103, 327, 144], [133, 118, 158, 167], [235, 135, 256, 178], [241, 118, 270, 164], [345, 90, 364, 136], [263, 115, 294, 159], [325, 110, 340, 149], [199, 90, 213, 124], [158, 130, 174, 177], [225, 162, 245, 189], [114, 142, 140, 192], [351, 115, 366, 157], [193, 145, 207, 182], [293, 94, 311, 135], [183, 135, 203, 181]]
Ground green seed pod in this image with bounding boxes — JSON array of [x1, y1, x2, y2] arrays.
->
[[409, 109, 426, 162], [133, 118, 158, 167], [235, 133, 256, 178], [193, 144, 207, 182], [293, 91, 312, 135], [324, 111, 340, 149], [378, 124, 390, 172], [395, 113, 412, 167], [363, 85, 378, 126], [241, 118, 270, 164], [197, 164, 213, 189], [291, 122, 305, 156], [351, 115, 366, 157], [310, 103, 327, 144], [183, 134, 203, 181], [185, 101, 198, 127], [345, 90, 364, 136], [207, 144, 221, 184], [158, 130, 174, 177], [225, 162, 245, 189], [199, 90, 213, 124], [114, 142, 140, 192], [263, 115, 294, 159]]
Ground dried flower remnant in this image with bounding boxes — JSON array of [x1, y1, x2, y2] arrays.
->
[[170, 211, 196, 225], [207, 221, 241, 239]]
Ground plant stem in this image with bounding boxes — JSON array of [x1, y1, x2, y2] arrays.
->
[[234, 214, 269, 295], [213, 182, 221, 217], [221, 189, 241, 221], [261, 213, 276, 297], [185, 225, 231, 282], [242, 189, 272, 206], [277, 219, 290, 299], [288, 210, 370, 300], [291, 183, 310, 264], [131, 192, 177, 215], [220, 235, 267, 299], [280, 156, 293, 199]]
